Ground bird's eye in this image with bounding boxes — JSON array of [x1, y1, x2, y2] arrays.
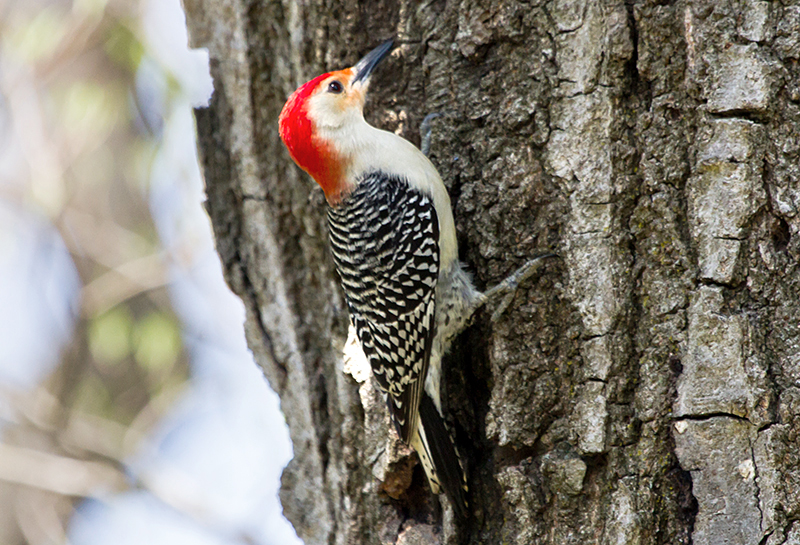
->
[[327, 80, 344, 94]]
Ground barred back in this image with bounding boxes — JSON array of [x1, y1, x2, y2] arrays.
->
[[327, 171, 439, 442]]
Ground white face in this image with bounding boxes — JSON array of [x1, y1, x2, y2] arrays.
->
[[306, 71, 369, 132]]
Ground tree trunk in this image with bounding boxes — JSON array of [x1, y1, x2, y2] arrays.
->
[[183, 0, 800, 543]]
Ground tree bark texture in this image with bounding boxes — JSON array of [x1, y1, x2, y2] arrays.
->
[[183, 0, 800, 543]]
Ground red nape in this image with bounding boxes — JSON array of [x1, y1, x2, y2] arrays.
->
[[279, 73, 345, 202]]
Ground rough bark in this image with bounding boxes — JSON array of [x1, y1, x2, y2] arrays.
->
[[183, 0, 800, 543]]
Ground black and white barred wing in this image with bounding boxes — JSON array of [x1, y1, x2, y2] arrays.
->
[[328, 173, 439, 443]]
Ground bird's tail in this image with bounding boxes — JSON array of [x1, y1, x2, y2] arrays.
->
[[411, 393, 468, 519]]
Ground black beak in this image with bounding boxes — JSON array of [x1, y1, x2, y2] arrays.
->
[[352, 39, 394, 85]]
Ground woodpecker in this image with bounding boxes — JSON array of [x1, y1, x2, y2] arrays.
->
[[279, 39, 551, 518]]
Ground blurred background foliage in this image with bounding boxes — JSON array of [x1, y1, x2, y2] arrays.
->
[[0, 1, 299, 544]]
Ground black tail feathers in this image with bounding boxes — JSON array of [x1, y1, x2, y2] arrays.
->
[[419, 394, 468, 519]]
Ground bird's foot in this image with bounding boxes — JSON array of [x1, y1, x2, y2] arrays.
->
[[483, 253, 558, 322], [420, 112, 441, 157]]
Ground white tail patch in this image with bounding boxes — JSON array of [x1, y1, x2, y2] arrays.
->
[[411, 421, 442, 494]]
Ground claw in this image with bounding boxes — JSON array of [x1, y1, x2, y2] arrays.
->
[[420, 112, 441, 157], [483, 253, 558, 322]]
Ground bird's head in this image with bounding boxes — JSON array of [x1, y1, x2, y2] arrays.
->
[[279, 40, 394, 204]]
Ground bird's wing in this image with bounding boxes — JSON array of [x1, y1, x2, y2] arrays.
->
[[328, 171, 439, 443]]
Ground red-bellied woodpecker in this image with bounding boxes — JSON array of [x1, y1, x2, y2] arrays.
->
[[279, 39, 552, 518]]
